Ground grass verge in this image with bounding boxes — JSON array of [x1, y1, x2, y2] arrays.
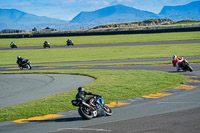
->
[[31, 59, 200, 67], [1, 43, 200, 65], [0, 69, 188, 122], [0, 31, 200, 48]]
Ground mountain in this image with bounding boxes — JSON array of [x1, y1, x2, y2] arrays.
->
[[159, 1, 200, 21], [0, 9, 68, 30], [1, 1, 200, 31], [70, 4, 159, 25]]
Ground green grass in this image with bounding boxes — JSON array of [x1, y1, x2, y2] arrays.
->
[[174, 21, 200, 25], [0, 31, 200, 48], [0, 69, 188, 122], [30, 59, 200, 67], [1, 43, 200, 65]]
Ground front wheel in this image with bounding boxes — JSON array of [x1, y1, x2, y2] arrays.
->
[[103, 104, 112, 116], [27, 63, 32, 70], [78, 105, 93, 120], [187, 65, 193, 72]]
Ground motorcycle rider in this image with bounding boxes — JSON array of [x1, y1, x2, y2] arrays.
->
[[10, 42, 14, 46], [44, 41, 49, 45], [16, 56, 24, 67], [76, 87, 100, 104], [172, 55, 184, 71], [10, 42, 16, 48], [16, 56, 28, 67], [66, 38, 74, 46]]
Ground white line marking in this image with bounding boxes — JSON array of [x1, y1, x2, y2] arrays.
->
[[57, 128, 112, 132], [157, 102, 200, 104]]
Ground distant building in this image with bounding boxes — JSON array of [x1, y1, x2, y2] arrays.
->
[[41, 27, 57, 32], [32, 27, 38, 32]]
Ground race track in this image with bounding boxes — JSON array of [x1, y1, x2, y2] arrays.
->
[[0, 71, 199, 133], [0, 39, 200, 133]]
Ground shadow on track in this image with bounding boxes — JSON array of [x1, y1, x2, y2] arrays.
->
[[29, 117, 83, 123]]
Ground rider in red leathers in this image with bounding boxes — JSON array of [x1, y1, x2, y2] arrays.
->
[[172, 55, 184, 71]]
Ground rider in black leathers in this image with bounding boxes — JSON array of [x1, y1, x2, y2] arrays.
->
[[16, 56, 24, 67], [16, 56, 29, 67], [66, 38, 74, 46], [76, 87, 100, 103]]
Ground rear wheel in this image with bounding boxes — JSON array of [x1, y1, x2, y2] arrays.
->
[[78, 105, 93, 120]]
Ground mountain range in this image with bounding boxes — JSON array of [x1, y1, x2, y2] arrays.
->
[[0, 1, 200, 31], [159, 0, 200, 21], [70, 4, 159, 24], [0, 9, 67, 30]]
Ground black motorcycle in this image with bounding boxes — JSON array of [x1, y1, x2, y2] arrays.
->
[[43, 42, 50, 48], [66, 40, 74, 46], [18, 59, 32, 70], [72, 96, 112, 120], [180, 59, 193, 72]]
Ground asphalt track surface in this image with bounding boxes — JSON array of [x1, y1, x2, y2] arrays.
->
[[0, 72, 200, 133], [0, 74, 94, 109], [0, 39, 200, 133]]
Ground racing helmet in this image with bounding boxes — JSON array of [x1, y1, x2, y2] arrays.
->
[[172, 55, 177, 60], [17, 56, 21, 59], [78, 87, 84, 92]]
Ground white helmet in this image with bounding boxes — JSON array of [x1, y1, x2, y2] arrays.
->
[[172, 55, 177, 60]]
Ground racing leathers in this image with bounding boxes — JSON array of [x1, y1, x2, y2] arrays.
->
[[172, 56, 184, 71], [76, 90, 99, 104]]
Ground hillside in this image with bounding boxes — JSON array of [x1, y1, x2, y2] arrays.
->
[[159, 1, 200, 21], [70, 4, 159, 25], [0, 9, 67, 30]]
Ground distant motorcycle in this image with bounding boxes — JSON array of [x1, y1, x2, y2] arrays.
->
[[18, 59, 32, 70], [66, 39, 74, 46], [10, 43, 17, 48], [180, 59, 193, 72], [43, 41, 50, 48], [72, 95, 112, 120]]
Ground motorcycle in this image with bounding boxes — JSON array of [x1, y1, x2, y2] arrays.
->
[[10, 43, 17, 48], [72, 95, 112, 120], [43, 42, 50, 48], [67, 40, 74, 46], [18, 59, 32, 70], [180, 59, 193, 72]]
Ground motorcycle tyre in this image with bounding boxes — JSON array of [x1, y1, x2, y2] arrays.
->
[[187, 65, 193, 72], [78, 106, 93, 120], [103, 104, 112, 116], [27, 63, 32, 70], [184, 63, 193, 72]]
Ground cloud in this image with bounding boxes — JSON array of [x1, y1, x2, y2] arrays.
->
[[13, 1, 31, 6]]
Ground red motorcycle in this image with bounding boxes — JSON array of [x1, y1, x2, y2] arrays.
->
[[180, 59, 193, 72]]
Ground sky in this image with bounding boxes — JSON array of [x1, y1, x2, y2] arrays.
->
[[0, 0, 198, 21]]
